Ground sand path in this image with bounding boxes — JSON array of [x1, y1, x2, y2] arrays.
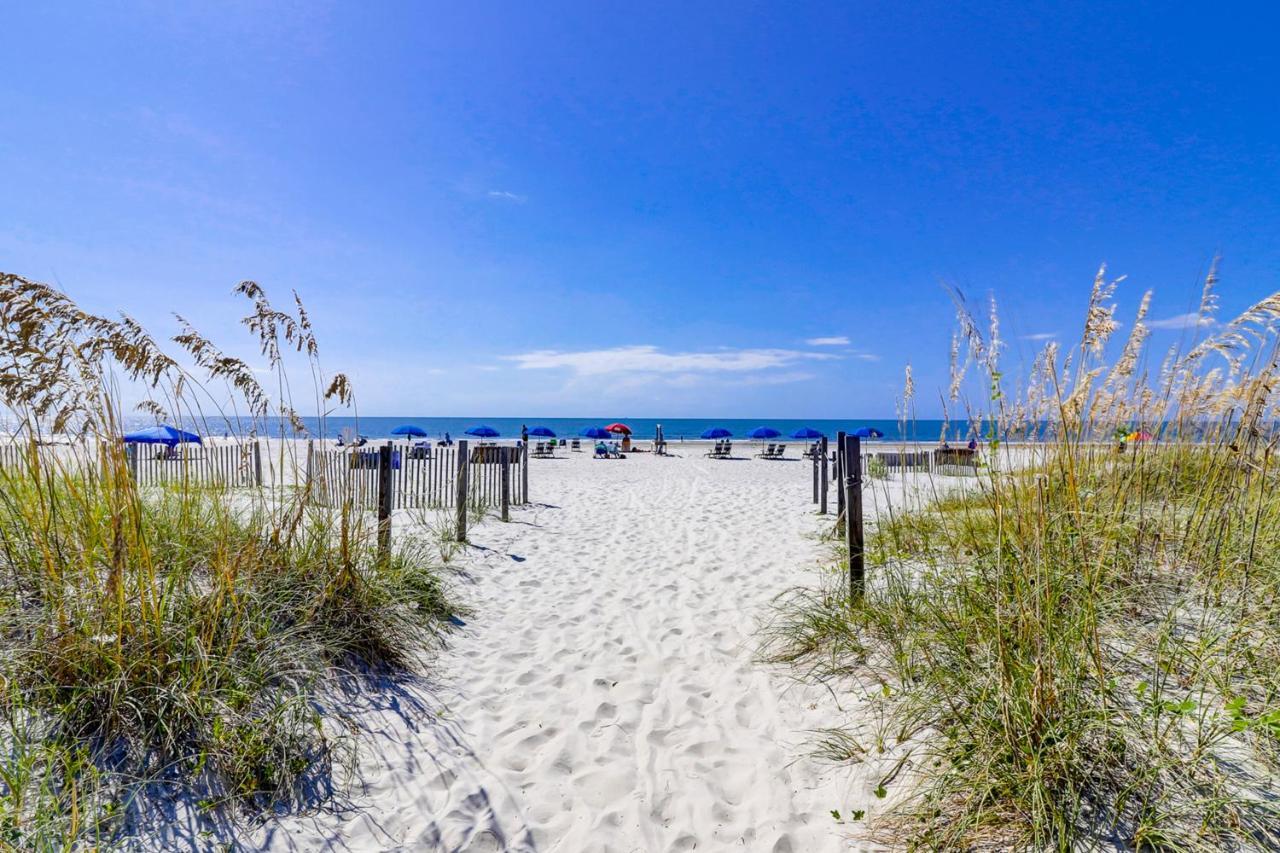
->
[[258, 448, 862, 852]]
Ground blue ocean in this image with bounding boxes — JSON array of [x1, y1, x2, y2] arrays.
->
[[178, 416, 981, 443]]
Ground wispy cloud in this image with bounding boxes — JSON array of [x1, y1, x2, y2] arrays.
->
[[1021, 332, 1057, 341], [505, 344, 836, 377], [1147, 312, 1214, 330], [487, 190, 527, 203], [805, 335, 849, 346]]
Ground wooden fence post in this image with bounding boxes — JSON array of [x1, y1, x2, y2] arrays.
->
[[835, 431, 846, 518], [455, 440, 469, 542], [252, 439, 263, 488], [521, 439, 529, 505], [305, 439, 314, 499], [501, 447, 511, 522], [812, 443, 819, 504], [377, 443, 394, 558], [126, 442, 138, 481], [819, 435, 829, 514], [843, 433, 865, 600]]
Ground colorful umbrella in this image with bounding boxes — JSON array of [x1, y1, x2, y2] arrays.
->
[[122, 425, 202, 446], [604, 422, 632, 435], [465, 425, 500, 438], [580, 426, 611, 439], [528, 426, 557, 437], [853, 427, 885, 439], [701, 427, 732, 439], [747, 426, 781, 439], [390, 424, 428, 438], [790, 427, 825, 439]]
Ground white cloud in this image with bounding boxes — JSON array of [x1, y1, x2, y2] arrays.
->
[[1147, 312, 1214, 330], [487, 190, 527, 203], [505, 344, 836, 377], [1021, 332, 1057, 341], [805, 335, 849, 346]]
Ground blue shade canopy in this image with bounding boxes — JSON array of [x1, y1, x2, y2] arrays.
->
[[746, 426, 781, 439], [465, 425, 500, 437], [528, 426, 557, 437], [700, 427, 732, 439], [579, 426, 611, 439], [390, 424, 428, 437], [122, 425, 202, 446], [790, 427, 825, 439], [853, 427, 885, 439]]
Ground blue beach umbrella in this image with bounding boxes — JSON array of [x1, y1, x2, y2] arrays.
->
[[853, 427, 885, 439], [790, 427, 825, 439], [528, 426, 557, 437], [465, 425, 500, 438], [390, 424, 428, 438], [700, 427, 732, 439], [579, 426, 611, 439], [747, 426, 782, 439], [122, 425, 202, 446]]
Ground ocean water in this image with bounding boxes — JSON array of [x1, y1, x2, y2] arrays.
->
[[176, 416, 983, 443]]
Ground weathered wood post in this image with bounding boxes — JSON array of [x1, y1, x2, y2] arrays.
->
[[252, 438, 263, 488], [835, 430, 846, 519], [521, 439, 529, 505], [842, 433, 865, 600], [305, 439, 314, 499], [377, 443, 394, 559], [126, 442, 138, 481], [812, 442, 819, 504], [454, 440, 469, 542], [500, 446, 511, 522], [819, 435, 829, 515]]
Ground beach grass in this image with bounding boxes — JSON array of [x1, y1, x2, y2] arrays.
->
[[0, 274, 458, 847], [769, 264, 1280, 849]]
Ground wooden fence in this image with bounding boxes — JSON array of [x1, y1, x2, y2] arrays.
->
[[853, 448, 980, 476], [813, 443, 982, 518], [306, 441, 528, 511], [127, 442, 260, 488], [862, 450, 932, 474], [0, 444, 23, 471]]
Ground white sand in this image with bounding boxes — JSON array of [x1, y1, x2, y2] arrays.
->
[[249, 445, 938, 852]]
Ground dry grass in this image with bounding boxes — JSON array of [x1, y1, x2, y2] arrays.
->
[[0, 273, 458, 847], [770, 262, 1280, 850]]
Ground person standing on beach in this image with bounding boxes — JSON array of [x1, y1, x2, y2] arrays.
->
[[521, 424, 528, 446]]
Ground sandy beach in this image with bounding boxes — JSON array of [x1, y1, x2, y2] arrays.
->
[[244, 443, 916, 852]]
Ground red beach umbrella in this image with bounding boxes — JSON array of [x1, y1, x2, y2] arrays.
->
[[604, 422, 632, 435]]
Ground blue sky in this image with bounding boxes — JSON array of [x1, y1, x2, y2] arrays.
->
[[3, 2, 1278, 417]]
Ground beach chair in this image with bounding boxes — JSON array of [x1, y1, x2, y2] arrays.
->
[[571, 438, 582, 452], [721, 441, 733, 459], [594, 442, 609, 459], [773, 444, 787, 459], [409, 441, 431, 460], [755, 443, 775, 458], [705, 440, 723, 458]]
